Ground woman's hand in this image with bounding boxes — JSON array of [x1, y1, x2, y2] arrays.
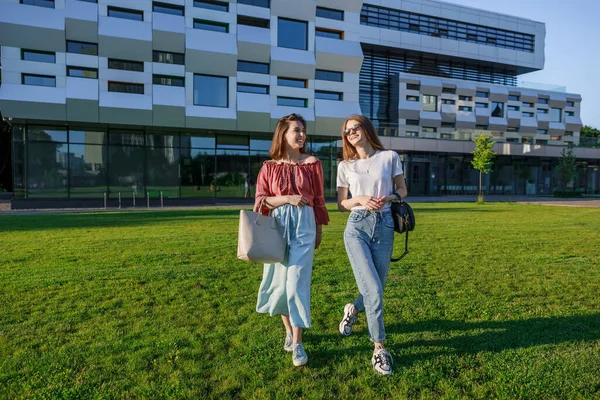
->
[[288, 195, 308, 207], [378, 195, 396, 204], [355, 195, 383, 210]]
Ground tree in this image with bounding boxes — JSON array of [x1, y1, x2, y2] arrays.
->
[[580, 125, 600, 138], [471, 133, 497, 203], [555, 146, 577, 192]]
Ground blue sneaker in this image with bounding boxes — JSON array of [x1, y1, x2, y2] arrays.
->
[[292, 343, 308, 366], [283, 332, 293, 352]]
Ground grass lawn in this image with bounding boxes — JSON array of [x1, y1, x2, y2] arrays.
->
[[1, 202, 600, 399]]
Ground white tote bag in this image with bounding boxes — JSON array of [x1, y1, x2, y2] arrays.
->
[[237, 209, 287, 264]]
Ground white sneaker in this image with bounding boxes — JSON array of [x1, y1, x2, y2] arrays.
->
[[339, 303, 358, 336], [371, 348, 393, 375], [283, 332, 293, 352], [292, 343, 308, 366]]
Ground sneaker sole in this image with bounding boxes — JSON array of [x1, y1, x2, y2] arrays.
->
[[284, 346, 293, 352], [373, 367, 392, 376], [293, 357, 308, 367]]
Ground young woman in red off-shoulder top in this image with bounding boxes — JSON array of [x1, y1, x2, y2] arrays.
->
[[254, 113, 329, 367]]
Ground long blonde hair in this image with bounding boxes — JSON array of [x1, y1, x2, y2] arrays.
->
[[269, 113, 307, 160], [341, 115, 385, 161]]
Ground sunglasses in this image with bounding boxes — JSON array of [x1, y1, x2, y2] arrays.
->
[[343, 124, 361, 136]]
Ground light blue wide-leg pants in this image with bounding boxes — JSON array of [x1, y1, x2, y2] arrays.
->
[[256, 204, 316, 328]]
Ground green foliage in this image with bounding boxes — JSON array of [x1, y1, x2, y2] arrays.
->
[[1, 204, 600, 398], [471, 133, 497, 199], [555, 146, 577, 191], [553, 190, 582, 198], [580, 125, 600, 138]]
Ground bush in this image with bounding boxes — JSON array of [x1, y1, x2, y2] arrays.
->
[[553, 190, 582, 198]]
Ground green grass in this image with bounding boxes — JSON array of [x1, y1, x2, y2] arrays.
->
[[1, 203, 600, 399]]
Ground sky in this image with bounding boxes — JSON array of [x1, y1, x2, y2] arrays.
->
[[442, 0, 600, 128]]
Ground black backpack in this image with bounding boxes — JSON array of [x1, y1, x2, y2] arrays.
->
[[390, 192, 415, 262]]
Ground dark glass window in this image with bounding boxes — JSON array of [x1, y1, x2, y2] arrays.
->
[[475, 91, 488, 98], [537, 108, 549, 114], [237, 0, 269, 7], [551, 108, 562, 123], [194, 74, 228, 107], [441, 99, 455, 105], [565, 111, 575, 117], [316, 6, 344, 21], [278, 18, 307, 50], [537, 98, 549, 104], [475, 102, 488, 108], [508, 94, 520, 101], [153, 75, 185, 87], [537, 129, 548, 134], [459, 95, 472, 101], [28, 126, 67, 142], [315, 90, 342, 101], [315, 28, 343, 39], [406, 95, 419, 101], [238, 60, 269, 74], [458, 106, 472, 112], [153, 50, 185, 65], [194, 19, 229, 33], [277, 77, 306, 88], [22, 74, 56, 87], [566, 101, 575, 107], [107, 6, 144, 21], [21, 49, 55, 63], [67, 40, 98, 56], [108, 81, 144, 94], [406, 83, 420, 90], [68, 142, 107, 198], [507, 127, 519, 132], [194, 0, 228, 12], [441, 122, 455, 128], [237, 83, 269, 94], [237, 15, 270, 28], [27, 142, 68, 198], [277, 97, 307, 107], [406, 119, 419, 125], [422, 95, 437, 111], [315, 69, 343, 82], [20, 0, 54, 8], [523, 102, 534, 107], [507, 105, 520, 111], [522, 112, 534, 117], [491, 102, 504, 117], [153, 2, 184, 16], [108, 59, 144, 72], [442, 87, 455, 94], [67, 66, 98, 79]]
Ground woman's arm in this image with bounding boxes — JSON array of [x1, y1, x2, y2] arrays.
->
[[337, 187, 383, 211], [264, 195, 306, 209], [379, 174, 408, 203]]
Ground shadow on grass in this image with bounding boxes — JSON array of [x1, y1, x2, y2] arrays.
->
[[306, 314, 600, 370], [0, 208, 245, 232]]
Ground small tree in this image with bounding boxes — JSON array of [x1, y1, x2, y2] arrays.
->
[[471, 133, 496, 203], [556, 146, 577, 192]]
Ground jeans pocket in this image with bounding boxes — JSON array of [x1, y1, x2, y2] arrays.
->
[[349, 212, 364, 223], [383, 214, 395, 228]]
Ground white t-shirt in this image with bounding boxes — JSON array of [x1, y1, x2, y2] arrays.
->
[[336, 150, 403, 211]]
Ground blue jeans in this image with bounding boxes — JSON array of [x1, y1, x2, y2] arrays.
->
[[344, 210, 395, 343]]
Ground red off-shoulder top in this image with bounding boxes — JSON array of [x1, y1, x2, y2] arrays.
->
[[254, 159, 329, 225]]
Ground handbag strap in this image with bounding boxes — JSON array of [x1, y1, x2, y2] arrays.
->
[[391, 191, 408, 262]]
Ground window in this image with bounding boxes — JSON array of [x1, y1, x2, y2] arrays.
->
[[316, 27, 343, 39], [506, 138, 519, 143], [67, 66, 98, 79], [194, 19, 229, 33], [476, 125, 489, 130], [422, 127, 437, 133], [238, 60, 269, 74], [537, 98, 549, 104], [475, 91, 488, 98], [441, 122, 455, 128], [475, 102, 488, 108], [108, 81, 144, 94], [108, 59, 144, 72], [406, 131, 419, 137], [237, 0, 269, 7], [422, 95, 437, 112], [506, 127, 519, 132], [551, 108, 562, 122], [508, 94, 520, 101], [566, 101, 575, 107], [238, 15, 269, 28], [194, 0, 228, 12], [277, 97, 307, 107], [107, 6, 143, 21], [315, 90, 342, 101], [21, 49, 55, 63], [67, 40, 97, 56], [153, 2, 184, 16], [406, 83, 420, 90], [507, 105, 520, 111], [315, 69, 343, 82], [491, 102, 504, 117], [565, 111, 575, 117], [278, 18, 308, 50], [316, 6, 344, 21], [441, 99, 455, 105], [442, 87, 455, 94], [277, 77, 307, 88], [537, 108, 548, 114], [20, 0, 54, 8], [550, 135, 562, 141], [458, 106, 472, 112], [522, 102, 534, 108], [237, 83, 269, 94], [153, 75, 185, 87], [194, 74, 228, 107], [522, 112, 534, 117], [522, 137, 533, 144], [459, 95, 472, 101], [565, 131, 574, 136], [22, 73, 56, 87], [406, 119, 419, 125], [406, 95, 419, 102], [153, 50, 184, 65], [537, 129, 548, 135]]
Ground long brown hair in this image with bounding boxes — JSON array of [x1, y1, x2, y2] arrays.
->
[[269, 113, 307, 160], [341, 114, 385, 161]]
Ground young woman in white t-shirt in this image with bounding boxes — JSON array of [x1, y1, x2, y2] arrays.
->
[[336, 114, 408, 375]]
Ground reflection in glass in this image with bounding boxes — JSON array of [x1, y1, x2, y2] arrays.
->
[[491, 102, 504, 118], [278, 18, 308, 50], [69, 144, 108, 198], [146, 146, 180, 198], [193, 74, 228, 107], [108, 145, 145, 197], [27, 143, 68, 198], [180, 148, 216, 198], [13, 142, 25, 198], [28, 127, 67, 143], [181, 135, 215, 149], [69, 130, 106, 144], [216, 149, 249, 197], [109, 131, 145, 146]]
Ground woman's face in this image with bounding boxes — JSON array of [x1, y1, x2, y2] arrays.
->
[[284, 120, 306, 151], [344, 119, 365, 147]]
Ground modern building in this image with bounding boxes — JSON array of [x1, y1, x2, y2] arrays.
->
[[0, 0, 598, 207]]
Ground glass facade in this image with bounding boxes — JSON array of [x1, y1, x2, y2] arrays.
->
[[11, 125, 339, 199]]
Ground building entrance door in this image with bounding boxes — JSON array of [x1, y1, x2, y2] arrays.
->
[[409, 162, 429, 195]]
